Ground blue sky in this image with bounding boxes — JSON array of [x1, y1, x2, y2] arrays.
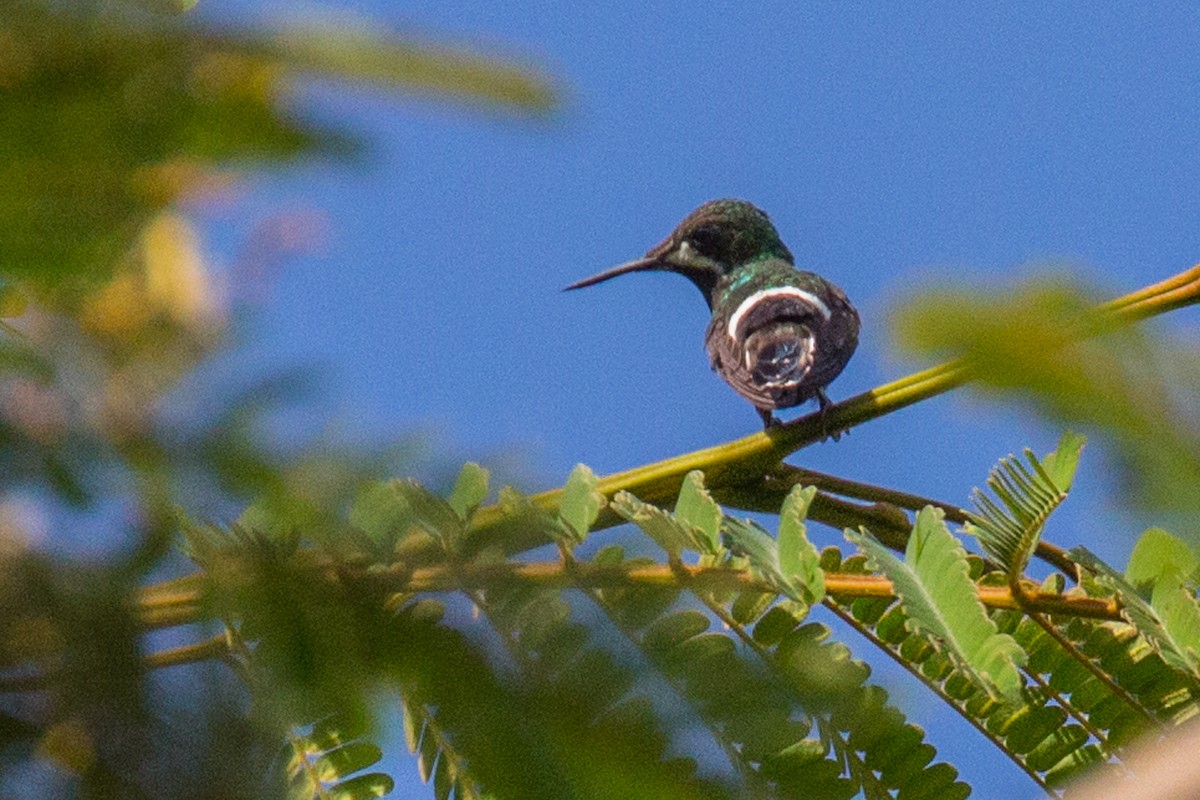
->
[[196, 3, 1200, 796]]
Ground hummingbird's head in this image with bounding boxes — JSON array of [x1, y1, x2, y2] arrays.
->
[[565, 199, 793, 303]]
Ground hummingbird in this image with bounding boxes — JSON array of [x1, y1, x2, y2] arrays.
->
[[566, 199, 860, 429]]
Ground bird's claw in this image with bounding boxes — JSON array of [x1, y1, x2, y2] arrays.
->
[[759, 408, 780, 430], [816, 389, 848, 441]]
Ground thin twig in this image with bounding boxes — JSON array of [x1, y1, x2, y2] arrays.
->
[[763, 463, 1080, 579], [0, 634, 231, 694], [821, 599, 1054, 796], [1023, 668, 1109, 752], [143, 633, 231, 669], [1027, 611, 1158, 727], [574, 575, 758, 790], [461, 264, 1200, 559], [124, 560, 1125, 636], [123, 265, 1200, 623]]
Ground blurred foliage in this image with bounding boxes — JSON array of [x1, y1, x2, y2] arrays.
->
[[0, 0, 555, 300], [0, 1, 555, 797], [892, 275, 1200, 523], [2, 2, 1199, 800], [170, 467, 975, 800]]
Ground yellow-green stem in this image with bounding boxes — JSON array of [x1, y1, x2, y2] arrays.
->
[[465, 264, 1200, 556]]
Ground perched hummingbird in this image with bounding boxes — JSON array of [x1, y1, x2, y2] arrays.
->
[[566, 199, 860, 429]]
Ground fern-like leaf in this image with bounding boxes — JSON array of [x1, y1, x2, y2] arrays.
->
[[967, 431, 1085, 576], [595, 484, 968, 799], [847, 507, 1027, 699], [1072, 546, 1200, 681], [829, 546, 1173, 792], [401, 696, 482, 800]]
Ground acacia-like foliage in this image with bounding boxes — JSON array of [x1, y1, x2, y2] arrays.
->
[[103, 443, 1193, 800], [5, 5, 1200, 800], [5, 421, 1199, 799]]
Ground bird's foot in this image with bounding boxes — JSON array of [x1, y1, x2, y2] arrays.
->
[[816, 389, 848, 441], [758, 408, 780, 430]]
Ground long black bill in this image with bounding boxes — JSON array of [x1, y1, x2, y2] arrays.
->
[[564, 257, 666, 291]]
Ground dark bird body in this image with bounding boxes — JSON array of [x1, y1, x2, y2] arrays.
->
[[566, 199, 860, 429]]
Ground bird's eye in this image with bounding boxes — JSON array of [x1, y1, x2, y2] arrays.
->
[[687, 226, 721, 257]]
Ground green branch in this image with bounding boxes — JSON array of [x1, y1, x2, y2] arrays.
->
[[126, 559, 1121, 625], [762, 464, 1079, 578], [464, 264, 1200, 557]]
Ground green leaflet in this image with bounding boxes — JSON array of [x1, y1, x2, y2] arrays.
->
[[1073, 546, 1200, 680], [559, 463, 605, 542], [847, 507, 1026, 700], [967, 431, 1085, 577], [828, 541, 1198, 790], [721, 517, 779, 569], [1039, 431, 1086, 492], [494, 485, 574, 551], [349, 479, 464, 554], [609, 492, 693, 557], [722, 513, 823, 608], [286, 714, 393, 800], [778, 485, 825, 606], [236, 497, 308, 546], [347, 481, 409, 552], [1154, 572, 1200, 675], [1127, 527, 1200, 590], [326, 773, 396, 800], [673, 471, 723, 555], [448, 462, 490, 523], [591, 549, 964, 799]]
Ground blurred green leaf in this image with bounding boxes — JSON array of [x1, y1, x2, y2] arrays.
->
[[1127, 527, 1200, 590], [389, 479, 465, 553], [1154, 571, 1200, 671], [448, 461, 490, 522], [260, 10, 557, 113], [0, 1, 555, 297], [778, 484, 824, 605], [609, 491, 690, 557], [673, 470, 722, 555], [1040, 430, 1086, 493], [348, 481, 408, 552], [0, 283, 27, 319], [495, 485, 570, 550], [892, 276, 1200, 522], [559, 463, 603, 542]]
